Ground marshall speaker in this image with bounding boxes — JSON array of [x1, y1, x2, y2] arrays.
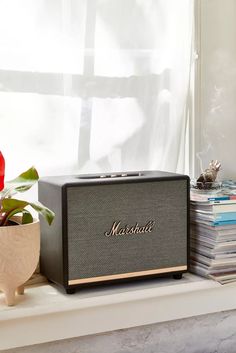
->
[[39, 171, 190, 293]]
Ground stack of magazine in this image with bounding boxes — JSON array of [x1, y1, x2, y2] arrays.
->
[[190, 183, 236, 284]]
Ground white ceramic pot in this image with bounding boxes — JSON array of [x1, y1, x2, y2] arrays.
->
[[0, 218, 40, 306]]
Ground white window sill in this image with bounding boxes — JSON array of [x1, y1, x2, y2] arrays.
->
[[1, 273, 236, 350]]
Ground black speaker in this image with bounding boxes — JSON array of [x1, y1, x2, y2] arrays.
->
[[38, 171, 189, 293]]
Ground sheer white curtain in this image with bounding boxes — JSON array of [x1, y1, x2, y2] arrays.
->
[[0, 0, 194, 182]]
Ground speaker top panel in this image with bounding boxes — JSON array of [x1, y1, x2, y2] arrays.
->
[[39, 170, 190, 188]]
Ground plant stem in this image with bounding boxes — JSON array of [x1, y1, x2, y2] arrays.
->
[[0, 212, 9, 226]]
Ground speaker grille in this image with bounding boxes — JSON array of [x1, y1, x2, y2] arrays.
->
[[67, 180, 187, 281]]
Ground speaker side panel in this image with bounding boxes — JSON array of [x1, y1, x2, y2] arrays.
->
[[39, 181, 64, 286]]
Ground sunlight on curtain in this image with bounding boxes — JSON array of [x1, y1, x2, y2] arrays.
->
[[0, 0, 194, 184]]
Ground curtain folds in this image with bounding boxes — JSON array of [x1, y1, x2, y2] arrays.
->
[[0, 0, 194, 180]]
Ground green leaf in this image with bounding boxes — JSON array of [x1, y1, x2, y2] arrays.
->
[[9, 166, 39, 185], [2, 198, 28, 212], [22, 210, 33, 224], [2, 207, 25, 225], [1, 199, 30, 225], [29, 201, 55, 225], [1, 198, 55, 226], [2, 166, 39, 198]]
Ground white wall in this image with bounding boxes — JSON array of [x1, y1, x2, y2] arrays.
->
[[198, 0, 236, 179]]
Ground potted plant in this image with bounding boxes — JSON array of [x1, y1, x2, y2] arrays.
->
[[0, 152, 54, 306]]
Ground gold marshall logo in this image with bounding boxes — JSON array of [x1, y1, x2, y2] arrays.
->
[[104, 220, 155, 237]]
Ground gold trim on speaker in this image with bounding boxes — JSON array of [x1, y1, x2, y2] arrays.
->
[[68, 265, 187, 285]]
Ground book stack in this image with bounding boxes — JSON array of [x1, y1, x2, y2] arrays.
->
[[190, 189, 236, 284]]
